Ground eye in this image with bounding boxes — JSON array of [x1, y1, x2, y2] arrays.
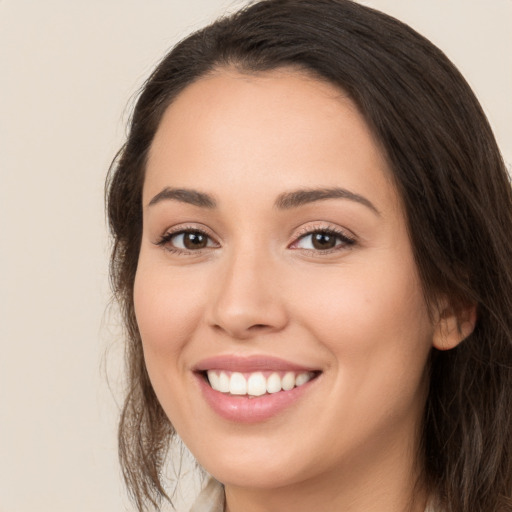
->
[[292, 228, 356, 252], [156, 228, 218, 253]]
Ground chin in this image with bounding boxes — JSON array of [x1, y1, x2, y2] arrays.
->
[[194, 440, 315, 490], [209, 463, 303, 490]]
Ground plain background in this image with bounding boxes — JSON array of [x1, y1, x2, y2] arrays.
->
[[0, 1, 510, 511]]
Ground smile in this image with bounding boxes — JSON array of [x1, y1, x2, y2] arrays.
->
[[206, 370, 316, 397], [194, 355, 322, 422]]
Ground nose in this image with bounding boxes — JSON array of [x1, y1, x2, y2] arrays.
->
[[206, 247, 288, 340]]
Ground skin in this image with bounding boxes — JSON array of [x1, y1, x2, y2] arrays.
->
[[134, 69, 466, 512]]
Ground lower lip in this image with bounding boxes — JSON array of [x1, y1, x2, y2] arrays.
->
[[195, 373, 319, 423]]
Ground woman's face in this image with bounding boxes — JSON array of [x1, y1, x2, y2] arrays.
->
[[135, 69, 436, 491]]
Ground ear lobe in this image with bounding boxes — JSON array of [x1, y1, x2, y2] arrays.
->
[[432, 302, 477, 351]]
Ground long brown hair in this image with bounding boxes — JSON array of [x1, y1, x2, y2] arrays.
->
[[106, 1, 512, 510]]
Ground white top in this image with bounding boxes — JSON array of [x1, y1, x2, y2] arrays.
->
[[189, 478, 225, 512]]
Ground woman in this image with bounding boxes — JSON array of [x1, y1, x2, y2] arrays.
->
[[106, 0, 512, 510]]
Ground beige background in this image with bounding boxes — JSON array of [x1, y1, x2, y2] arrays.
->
[[0, 1, 510, 511]]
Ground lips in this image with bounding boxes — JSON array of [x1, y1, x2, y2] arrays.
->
[[193, 355, 321, 422], [194, 354, 318, 373]]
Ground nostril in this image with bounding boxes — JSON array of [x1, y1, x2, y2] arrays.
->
[[246, 324, 276, 333]]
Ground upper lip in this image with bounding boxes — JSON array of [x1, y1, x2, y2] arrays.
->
[[193, 355, 319, 373]]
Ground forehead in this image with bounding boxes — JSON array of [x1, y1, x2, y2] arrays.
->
[[144, 68, 398, 212]]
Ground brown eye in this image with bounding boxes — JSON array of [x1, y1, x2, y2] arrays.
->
[[311, 232, 337, 250], [182, 231, 208, 249], [157, 229, 217, 252], [293, 229, 356, 252]]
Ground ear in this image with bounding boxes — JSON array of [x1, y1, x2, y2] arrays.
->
[[432, 300, 477, 351]]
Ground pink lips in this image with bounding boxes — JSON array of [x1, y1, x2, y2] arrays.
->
[[194, 354, 316, 373], [193, 355, 320, 423]]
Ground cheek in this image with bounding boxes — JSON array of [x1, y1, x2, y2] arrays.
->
[[133, 262, 209, 427], [133, 262, 205, 365], [293, 256, 433, 378], [292, 263, 433, 446]]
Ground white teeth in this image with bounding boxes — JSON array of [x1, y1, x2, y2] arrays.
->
[[247, 372, 267, 396], [206, 370, 315, 396], [266, 372, 282, 394], [218, 371, 230, 392], [295, 372, 311, 387], [281, 372, 295, 391], [230, 372, 247, 395], [207, 370, 220, 390]]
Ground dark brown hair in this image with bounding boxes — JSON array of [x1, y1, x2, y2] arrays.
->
[[106, 1, 512, 510]]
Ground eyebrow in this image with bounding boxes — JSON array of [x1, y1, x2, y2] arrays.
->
[[147, 186, 379, 215], [275, 187, 380, 215], [148, 187, 216, 208]]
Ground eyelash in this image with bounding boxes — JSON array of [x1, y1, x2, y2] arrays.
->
[[155, 225, 217, 255], [291, 225, 356, 254], [155, 224, 356, 255]]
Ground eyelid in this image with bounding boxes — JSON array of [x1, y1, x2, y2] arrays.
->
[[288, 223, 357, 252], [154, 223, 220, 254], [153, 221, 356, 255], [292, 222, 355, 239]]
